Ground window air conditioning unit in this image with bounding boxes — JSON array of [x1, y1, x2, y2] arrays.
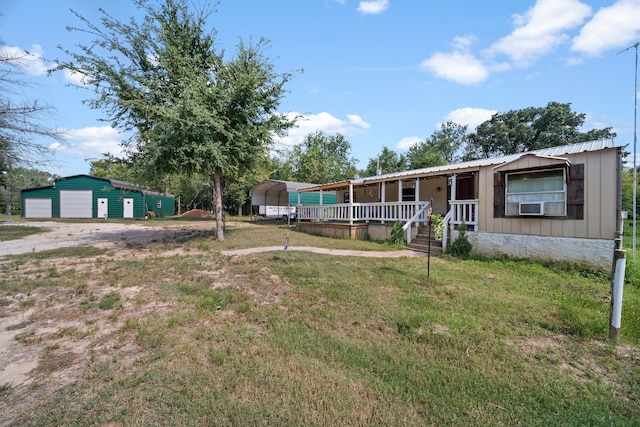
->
[[519, 201, 545, 216]]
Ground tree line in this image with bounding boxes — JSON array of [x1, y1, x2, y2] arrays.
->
[[0, 0, 625, 236]]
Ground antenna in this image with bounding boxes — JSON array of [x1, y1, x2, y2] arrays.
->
[[618, 42, 639, 264], [618, 41, 640, 55]]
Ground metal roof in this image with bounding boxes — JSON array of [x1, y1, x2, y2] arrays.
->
[[298, 138, 620, 192], [250, 179, 335, 206], [249, 180, 317, 197], [52, 174, 174, 197]]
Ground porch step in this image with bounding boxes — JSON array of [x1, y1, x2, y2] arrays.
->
[[408, 226, 443, 253]]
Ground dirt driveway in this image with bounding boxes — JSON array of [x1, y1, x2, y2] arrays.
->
[[0, 220, 216, 257]]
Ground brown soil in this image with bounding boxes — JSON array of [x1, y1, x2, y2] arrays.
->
[[179, 209, 213, 218]]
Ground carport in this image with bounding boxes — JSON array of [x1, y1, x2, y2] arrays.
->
[[249, 179, 336, 224]]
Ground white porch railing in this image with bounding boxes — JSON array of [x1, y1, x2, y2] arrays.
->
[[402, 202, 432, 245], [442, 199, 479, 250], [297, 201, 432, 224]]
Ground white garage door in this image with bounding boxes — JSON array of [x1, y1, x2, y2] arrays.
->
[[24, 198, 52, 218], [60, 190, 93, 218]]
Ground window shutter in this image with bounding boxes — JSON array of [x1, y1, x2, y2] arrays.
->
[[567, 164, 584, 219], [493, 172, 505, 218]]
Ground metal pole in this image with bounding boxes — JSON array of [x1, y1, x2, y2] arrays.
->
[[620, 42, 639, 264], [427, 218, 432, 282], [610, 249, 626, 340], [635, 43, 638, 264]]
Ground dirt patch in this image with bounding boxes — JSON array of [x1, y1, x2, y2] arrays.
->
[[0, 220, 220, 258], [508, 334, 640, 397], [179, 209, 212, 218]]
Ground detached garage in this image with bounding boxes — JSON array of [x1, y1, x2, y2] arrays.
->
[[21, 175, 175, 219]]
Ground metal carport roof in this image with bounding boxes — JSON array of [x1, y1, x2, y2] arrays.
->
[[249, 180, 318, 206]]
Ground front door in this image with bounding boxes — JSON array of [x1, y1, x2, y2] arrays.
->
[[97, 198, 108, 219], [123, 198, 134, 218], [456, 175, 475, 200]]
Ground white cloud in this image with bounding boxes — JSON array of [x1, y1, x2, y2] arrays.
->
[[572, 0, 640, 56], [453, 35, 476, 51], [274, 112, 372, 147], [357, 0, 389, 15], [346, 114, 372, 129], [396, 136, 422, 151], [444, 107, 497, 130], [420, 51, 489, 85], [487, 0, 591, 66], [51, 126, 126, 159], [0, 44, 55, 75], [63, 69, 91, 86]]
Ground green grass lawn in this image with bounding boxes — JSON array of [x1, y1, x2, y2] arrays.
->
[[0, 225, 45, 241], [0, 220, 639, 426]]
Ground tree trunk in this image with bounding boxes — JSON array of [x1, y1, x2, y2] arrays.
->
[[213, 171, 224, 241], [4, 187, 12, 215]]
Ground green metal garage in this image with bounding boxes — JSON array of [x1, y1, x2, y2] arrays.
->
[[21, 175, 175, 219]]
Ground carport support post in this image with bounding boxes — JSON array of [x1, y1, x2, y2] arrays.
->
[[610, 249, 626, 340]]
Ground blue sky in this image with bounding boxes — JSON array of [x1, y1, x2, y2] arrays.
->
[[2, 0, 640, 176]]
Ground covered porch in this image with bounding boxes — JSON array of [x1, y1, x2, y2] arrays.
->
[[295, 169, 480, 248]]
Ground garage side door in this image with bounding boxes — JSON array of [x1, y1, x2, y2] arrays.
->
[[24, 198, 52, 218], [60, 190, 93, 218]]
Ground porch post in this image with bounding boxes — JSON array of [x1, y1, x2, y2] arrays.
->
[[451, 174, 457, 201], [415, 179, 420, 202], [450, 174, 457, 236], [349, 182, 354, 226], [381, 182, 386, 224], [398, 180, 403, 202], [319, 190, 323, 205]]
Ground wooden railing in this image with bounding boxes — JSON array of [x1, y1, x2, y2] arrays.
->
[[297, 201, 432, 224]]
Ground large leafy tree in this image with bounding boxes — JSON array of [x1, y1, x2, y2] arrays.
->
[[1, 168, 57, 215], [89, 155, 137, 182], [621, 168, 637, 216], [57, 0, 295, 240], [361, 146, 407, 177], [463, 102, 616, 160], [0, 44, 61, 177], [427, 121, 468, 164], [406, 142, 447, 170], [288, 131, 357, 184]]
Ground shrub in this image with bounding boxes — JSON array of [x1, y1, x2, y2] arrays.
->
[[448, 220, 472, 258], [430, 214, 444, 240], [386, 221, 406, 247]]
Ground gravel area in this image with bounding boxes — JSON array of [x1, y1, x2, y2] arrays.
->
[[0, 221, 212, 257]]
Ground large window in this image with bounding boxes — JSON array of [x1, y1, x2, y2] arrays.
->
[[505, 168, 566, 216]]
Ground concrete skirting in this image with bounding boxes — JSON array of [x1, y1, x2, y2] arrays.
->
[[454, 230, 614, 272], [296, 222, 369, 239]]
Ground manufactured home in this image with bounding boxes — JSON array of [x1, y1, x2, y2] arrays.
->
[[21, 175, 174, 219], [295, 139, 624, 271]]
